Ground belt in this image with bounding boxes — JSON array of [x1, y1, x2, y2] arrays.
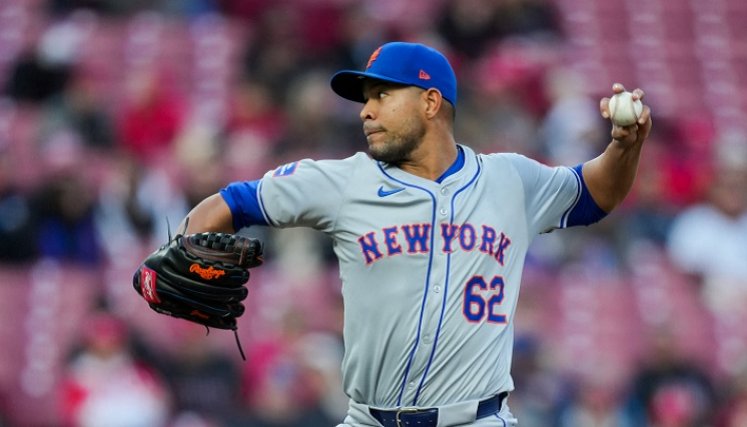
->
[[369, 392, 508, 427]]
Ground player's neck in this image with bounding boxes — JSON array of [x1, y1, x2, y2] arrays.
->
[[398, 136, 458, 181]]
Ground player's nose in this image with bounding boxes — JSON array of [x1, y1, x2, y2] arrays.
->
[[359, 101, 376, 122]]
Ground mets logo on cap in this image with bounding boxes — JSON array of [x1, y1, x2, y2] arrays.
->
[[366, 46, 382, 70]]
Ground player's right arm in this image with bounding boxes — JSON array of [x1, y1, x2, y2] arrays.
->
[[176, 178, 268, 234], [179, 193, 237, 234]]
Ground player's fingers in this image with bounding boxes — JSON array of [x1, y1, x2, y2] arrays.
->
[[631, 87, 645, 101], [611, 123, 633, 141], [637, 106, 653, 141], [638, 104, 652, 125], [600, 97, 611, 118], [612, 82, 626, 94]]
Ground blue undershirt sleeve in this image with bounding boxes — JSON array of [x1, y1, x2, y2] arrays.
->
[[566, 164, 608, 226], [219, 180, 269, 230]]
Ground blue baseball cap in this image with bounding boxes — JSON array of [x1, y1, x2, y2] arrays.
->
[[330, 42, 457, 106]]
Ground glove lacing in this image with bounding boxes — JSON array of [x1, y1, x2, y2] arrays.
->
[[233, 329, 246, 361], [202, 325, 246, 361]]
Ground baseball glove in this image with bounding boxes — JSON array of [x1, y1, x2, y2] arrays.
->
[[133, 231, 263, 357]]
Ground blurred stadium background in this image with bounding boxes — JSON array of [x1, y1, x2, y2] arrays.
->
[[0, 0, 746, 426]]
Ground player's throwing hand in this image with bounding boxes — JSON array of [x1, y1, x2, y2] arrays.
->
[[600, 83, 653, 146]]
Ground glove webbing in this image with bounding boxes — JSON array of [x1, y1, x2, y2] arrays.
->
[[189, 233, 249, 266]]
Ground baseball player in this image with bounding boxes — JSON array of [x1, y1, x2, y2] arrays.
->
[[170, 42, 652, 426]]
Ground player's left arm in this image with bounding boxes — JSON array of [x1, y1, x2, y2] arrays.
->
[[582, 84, 652, 213]]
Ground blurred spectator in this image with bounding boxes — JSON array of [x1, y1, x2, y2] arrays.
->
[[221, 78, 285, 180], [436, 0, 561, 62], [4, 49, 72, 104], [116, 66, 186, 162], [459, 61, 540, 157], [171, 118, 233, 212], [275, 71, 361, 160], [232, 309, 338, 427], [626, 328, 717, 427], [180, 153, 227, 211], [615, 118, 712, 265], [4, 12, 92, 103], [332, 2, 392, 72], [492, 0, 562, 41], [459, 41, 558, 157], [0, 150, 37, 262], [665, 133, 747, 314], [59, 311, 171, 427], [48, 0, 113, 17], [39, 71, 116, 151], [435, 0, 502, 60], [225, 79, 286, 144], [94, 154, 189, 260], [0, 395, 9, 427], [508, 335, 566, 426], [294, 329, 348, 422], [32, 141, 103, 266], [716, 365, 747, 427], [160, 323, 243, 425], [539, 67, 606, 165], [618, 139, 678, 249], [291, 2, 346, 60], [241, 6, 308, 102], [558, 374, 634, 427], [47, 0, 189, 17], [214, 0, 272, 23]]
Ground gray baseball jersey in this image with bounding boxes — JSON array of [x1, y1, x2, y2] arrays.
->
[[221, 144, 594, 410]]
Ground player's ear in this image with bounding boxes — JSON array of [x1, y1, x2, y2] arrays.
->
[[422, 88, 444, 120]]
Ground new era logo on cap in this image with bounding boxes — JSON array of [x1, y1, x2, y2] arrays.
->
[[330, 42, 457, 106]]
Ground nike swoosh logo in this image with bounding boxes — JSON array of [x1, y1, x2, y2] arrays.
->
[[377, 186, 405, 197]]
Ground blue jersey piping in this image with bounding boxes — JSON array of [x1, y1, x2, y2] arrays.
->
[[412, 156, 482, 405]]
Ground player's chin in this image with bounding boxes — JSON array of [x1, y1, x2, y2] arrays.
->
[[366, 137, 389, 159], [368, 147, 387, 162], [368, 136, 417, 163], [369, 145, 400, 163]]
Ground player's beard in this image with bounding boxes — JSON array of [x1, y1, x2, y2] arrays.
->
[[367, 117, 425, 164]]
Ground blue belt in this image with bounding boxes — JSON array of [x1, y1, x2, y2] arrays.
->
[[369, 392, 508, 427]]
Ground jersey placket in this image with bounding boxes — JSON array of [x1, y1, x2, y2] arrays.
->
[[401, 183, 454, 406]]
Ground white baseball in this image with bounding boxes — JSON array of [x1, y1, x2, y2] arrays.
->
[[608, 91, 643, 126]]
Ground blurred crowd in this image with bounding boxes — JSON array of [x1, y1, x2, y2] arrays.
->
[[0, 0, 746, 426]]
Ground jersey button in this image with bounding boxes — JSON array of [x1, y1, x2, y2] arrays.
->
[[440, 187, 449, 195], [439, 208, 448, 216], [433, 285, 441, 293]]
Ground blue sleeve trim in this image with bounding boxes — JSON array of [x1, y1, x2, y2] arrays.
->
[[219, 180, 269, 230], [565, 164, 608, 227]]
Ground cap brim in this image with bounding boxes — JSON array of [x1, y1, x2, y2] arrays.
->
[[330, 70, 413, 103]]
